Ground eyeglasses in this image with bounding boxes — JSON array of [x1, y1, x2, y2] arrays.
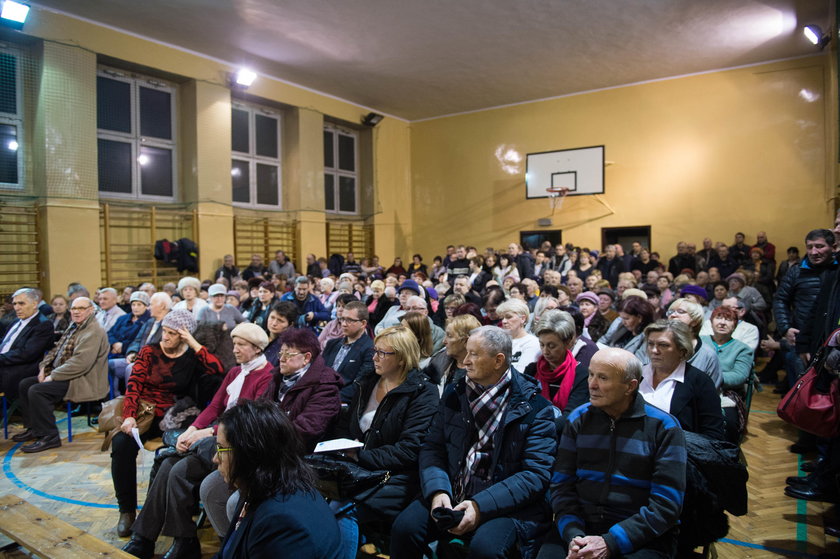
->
[[339, 317, 363, 324], [372, 349, 396, 359], [278, 350, 305, 360], [216, 444, 232, 454], [665, 308, 688, 317], [70, 306, 92, 311]]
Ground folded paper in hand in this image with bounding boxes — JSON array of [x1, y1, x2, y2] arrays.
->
[[314, 438, 364, 453]]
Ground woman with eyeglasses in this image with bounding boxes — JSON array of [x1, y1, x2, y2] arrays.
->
[[111, 309, 225, 539], [665, 298, 723, 389], [122, 324, 274, 559], [199, 327, 342, 539], [214, 399, 342, 558], [330, 325, 439, 559]]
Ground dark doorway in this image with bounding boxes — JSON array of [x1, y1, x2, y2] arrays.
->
[[601, 226, 651, 253], [520, 230, 561, 252]]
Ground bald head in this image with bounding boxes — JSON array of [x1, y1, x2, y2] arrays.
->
[[591, 347, 641, 384], [588, 347, 642, 418]]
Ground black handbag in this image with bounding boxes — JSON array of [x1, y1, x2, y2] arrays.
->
[[304, 453, 390, 501]]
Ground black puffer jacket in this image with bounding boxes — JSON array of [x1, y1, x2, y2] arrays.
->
[[774, 257, 837, 353], [333, 368, 439, 518]]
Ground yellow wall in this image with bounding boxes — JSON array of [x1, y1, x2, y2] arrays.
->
[[410, 57, 833, 257]]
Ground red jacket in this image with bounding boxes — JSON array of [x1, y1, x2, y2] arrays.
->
[[192, 361, 274, 431], [260, 355, 342, 451]]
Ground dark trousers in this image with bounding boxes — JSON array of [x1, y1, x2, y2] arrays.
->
[[133, 453, 214, 539], [391, 498, 518, 559], [536, 526, 677, 559], [18, 375, 70, 438], [111, 424, 163, 513]]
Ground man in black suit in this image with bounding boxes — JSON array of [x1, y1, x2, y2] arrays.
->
[[0, 288, 55, 400], [322, 300, 374, 403]]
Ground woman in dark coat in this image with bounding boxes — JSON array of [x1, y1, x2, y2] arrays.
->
[[331, 325, 439, 559], [215, 400, 342, 559]]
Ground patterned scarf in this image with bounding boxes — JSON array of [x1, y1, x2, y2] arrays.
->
[[455, 369, 512, 502], [47, 321, 82, 371], [276, 363, 310, 402]]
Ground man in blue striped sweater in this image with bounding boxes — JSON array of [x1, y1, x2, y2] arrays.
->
[[538, 347, 686, 559]]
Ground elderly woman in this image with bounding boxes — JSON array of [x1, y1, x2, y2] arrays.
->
[[665, 298, 722, 389], [108, 291, 151, 358], [701, 306, 754, 443], [597, 296, 655, 362], [424, 313, 482, 394], [639, 320, 725, 440], [496, 298, 540, 370], [172, 277, 208, 316], [112, 309, 225, 537], [330, 325, 439, 559], [214, 400, 342, 558], [200, 327, 342, 537], [575, 291, 608, 342], [365, 280, 385, 314], [523, 310, 588, 420], [122, 324, 274, 559], [196, 284, 247, 329]]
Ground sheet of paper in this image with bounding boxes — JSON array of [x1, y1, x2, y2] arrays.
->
[[314, 438, 364, 453], [131, 427, 143, 449]]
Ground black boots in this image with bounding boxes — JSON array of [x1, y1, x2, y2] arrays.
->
[[162, 537, 202, 559]]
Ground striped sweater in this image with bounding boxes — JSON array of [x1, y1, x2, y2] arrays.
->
[[550, 394, 686, 556]]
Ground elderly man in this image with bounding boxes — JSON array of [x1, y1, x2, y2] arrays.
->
[[567, 276, 584, 299], [391, 326, 556, 558], [597, 245, 625, 288], [268, 249, 296, 278], [322, 301, 375, 403], [241, 253, 268, 281], [538, 347, 686, 559], [214, 254, 239, 286], [726, 272, 767, 312], [375, 279, 423, 334], [404, 295, 445, 353], [667, 242, 696, 278], [0, 288, 55, 400], [97, 287, 126, 333], [13, 297, 109, 453]]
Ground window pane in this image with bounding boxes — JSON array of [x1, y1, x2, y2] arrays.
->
[[255, 114, 278, 158], [338, 134, 355, 171], [323, 130, 334, 168], [97, 77, 131, 134], [139, 145, 173, 197], [231, 159, 250, 203], [0, 53, 16, 115], [324, 173, 335, 211], [0, 124, 18, 183], [98, 139, 132, 193], [339, 176, 356, 213], [139, 86, 172, 140], [231, 109, 249, 153], [256, 163, 279, 206]]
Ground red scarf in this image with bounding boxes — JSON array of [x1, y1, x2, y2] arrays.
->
[[535, 351, 578, 410]]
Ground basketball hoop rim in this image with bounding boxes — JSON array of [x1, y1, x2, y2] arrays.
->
[[545, 187, 569, 197]]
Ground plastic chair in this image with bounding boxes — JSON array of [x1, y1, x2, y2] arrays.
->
[[64, 400, 99, 442]]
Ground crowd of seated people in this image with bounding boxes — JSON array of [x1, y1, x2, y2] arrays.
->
[[5, 223, 840, 557]]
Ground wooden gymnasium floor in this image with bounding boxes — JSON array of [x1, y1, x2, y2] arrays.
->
[[0, 388, 838, 559]]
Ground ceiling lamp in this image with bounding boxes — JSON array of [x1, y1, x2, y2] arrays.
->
[[0, 0, 29, 30], [803, 25, 830, 49], [362, 112, 384, 127]]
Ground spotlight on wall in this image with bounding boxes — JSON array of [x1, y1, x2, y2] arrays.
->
[[230, 68, 257, 89], [0, 0, 29, 30], [803, 25, 831, 49], [362, 112, 384, 127]]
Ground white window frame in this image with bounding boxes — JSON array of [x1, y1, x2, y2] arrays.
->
[[0, 43, 24, 190], [231, 101, 282, 210], [97, 66, 178, 202], [324, 123, 359, 215]]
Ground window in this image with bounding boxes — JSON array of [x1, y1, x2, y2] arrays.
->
[[324, 124, 358, 214], [97, 67, 177, 200], [0, 44, 23, 189], [231, 102, 282, 208]]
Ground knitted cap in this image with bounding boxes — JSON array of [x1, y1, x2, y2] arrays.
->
[[680, 284, 708, 300], [177, 277, 201, 294], [230, 323, 269, 351], [161, 309, 197, 333], [129, 291, 150, 306]]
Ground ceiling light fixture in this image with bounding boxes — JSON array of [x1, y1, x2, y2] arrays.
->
[[230, 68, 257, 89], [0, 0, 29, 30], [803, 24, 830, 49], [362, 112, 384, 127]]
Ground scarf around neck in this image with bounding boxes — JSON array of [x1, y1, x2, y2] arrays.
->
[[225, 354, 268, 410], [535, 351, 577, 410]]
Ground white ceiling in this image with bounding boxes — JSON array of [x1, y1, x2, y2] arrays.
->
[[32, 0, 832, 121]]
